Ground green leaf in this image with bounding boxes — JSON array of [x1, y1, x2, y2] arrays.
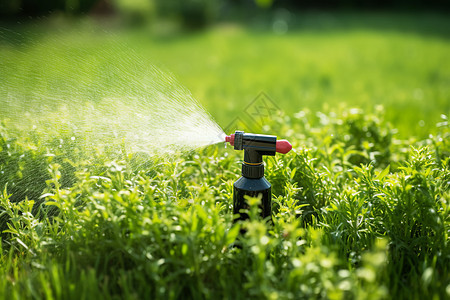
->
[[226, 224, 240, 245], [181, 243, 188, 256], [377, 164, 390, 180], [290, 168, 297, 180], [45, 201, 61, 209]]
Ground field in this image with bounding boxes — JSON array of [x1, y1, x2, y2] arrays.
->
[[0, 12, 449, 299]]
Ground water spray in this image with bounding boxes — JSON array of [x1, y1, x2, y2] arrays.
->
[[225, 130, 292, 222]]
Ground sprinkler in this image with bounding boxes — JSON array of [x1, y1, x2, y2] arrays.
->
[[225, 130, 292, 222]]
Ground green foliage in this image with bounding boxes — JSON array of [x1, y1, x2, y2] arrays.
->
[[0, 109, 448, 299], [0, 13, 449, 299], [0, 0, 98, 15], [1, 14, 449, 139], [155, 0, 219, 29], [113, 0, 157, 25]]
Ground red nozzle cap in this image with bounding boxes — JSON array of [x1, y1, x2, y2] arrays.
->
[[276, 140, 292, 154], [225, 134, 235, 146]]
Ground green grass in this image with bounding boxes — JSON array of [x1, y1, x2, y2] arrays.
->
[[0, 12, 449, 299], [1, 12, 449, 138]]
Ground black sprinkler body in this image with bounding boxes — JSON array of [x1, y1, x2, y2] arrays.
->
[[225, 131, 292, 222]]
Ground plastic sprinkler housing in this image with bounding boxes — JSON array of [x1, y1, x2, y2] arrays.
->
[[225, 130, 292, 222]]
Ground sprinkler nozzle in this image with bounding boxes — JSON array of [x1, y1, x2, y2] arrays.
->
[[227, 130, 293, 224], [225, 130, 292, 179], [225, 133, 292, 155], [275, 140, 292, 154], [225, 134, 234, 145]]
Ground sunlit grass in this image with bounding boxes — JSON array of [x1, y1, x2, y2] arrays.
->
[[0, 12, 449, 299], [0, 107, 448, 299], [1, 12, 449, 138]]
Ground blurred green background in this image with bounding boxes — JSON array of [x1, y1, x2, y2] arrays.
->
[[0, 3, 449, 298], [0, 0, 449, 139]]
